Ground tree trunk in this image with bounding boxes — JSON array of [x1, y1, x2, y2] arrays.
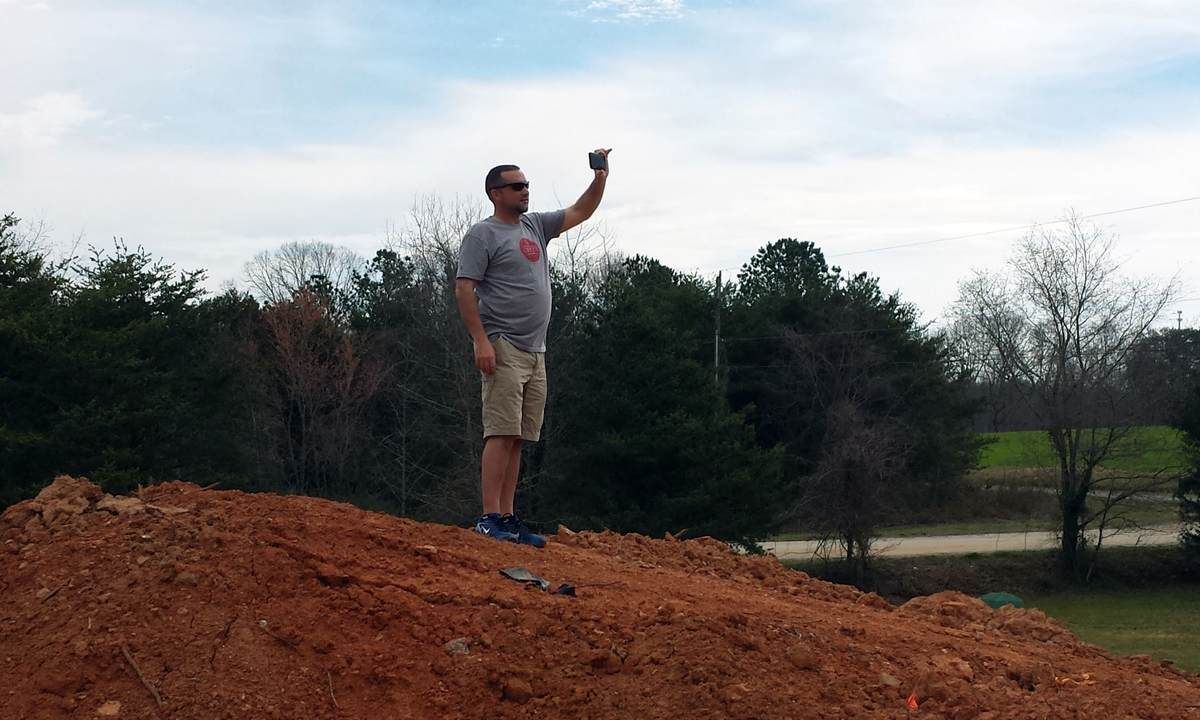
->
[[1059, 484, 1085, 580]]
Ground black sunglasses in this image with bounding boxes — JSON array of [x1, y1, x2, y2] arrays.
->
[[490, 181, 530, 192]]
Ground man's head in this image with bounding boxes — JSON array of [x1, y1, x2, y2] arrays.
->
[[485, 164, 530, 215]]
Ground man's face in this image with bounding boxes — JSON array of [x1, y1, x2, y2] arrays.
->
[[491, 169, 530, 214]]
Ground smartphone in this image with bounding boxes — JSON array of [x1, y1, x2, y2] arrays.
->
[[588, 151, 608, 171]]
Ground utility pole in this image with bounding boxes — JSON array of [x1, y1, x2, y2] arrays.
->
[[714, 271, 722, 387], [1179, 310, 1183, 330]]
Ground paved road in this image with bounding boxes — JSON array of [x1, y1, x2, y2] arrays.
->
[[765, 524, 1182, 560]]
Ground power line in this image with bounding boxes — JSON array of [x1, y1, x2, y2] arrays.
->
[[831, 195, 1200, 258], [693, 194, 1200, 272]]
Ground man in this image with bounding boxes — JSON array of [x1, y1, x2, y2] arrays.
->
[[455, 149, 611, 546]]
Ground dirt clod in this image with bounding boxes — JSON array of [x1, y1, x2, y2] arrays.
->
[[502, 676, 533, 703]]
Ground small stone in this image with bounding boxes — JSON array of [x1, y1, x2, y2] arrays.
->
[[175, 571, 200, 586], [96, 700, 121, 716], [414, 545, 438, 558], [880, 672, 902, 688], [35, 587, 53, 601], [557, 524, 577, 536], [135, 555, 149, 566], [443, 638, 470, 656], [502, 677, 533, 703]]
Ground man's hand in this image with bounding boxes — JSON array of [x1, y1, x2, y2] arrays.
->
[[592, 147, 612, 180], [562, 147, 612, 235], [474, 337, 496, 375]]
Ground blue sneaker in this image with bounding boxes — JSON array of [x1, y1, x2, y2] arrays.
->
[[501, 514, 546, 548], [474, 513, 519, 543]]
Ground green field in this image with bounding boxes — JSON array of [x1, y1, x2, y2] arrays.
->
[[979, 426, 1189, 474], [770, 495, 1177, 542], [771, 426, 1187, 543], [1029, 588, 1200, 672]]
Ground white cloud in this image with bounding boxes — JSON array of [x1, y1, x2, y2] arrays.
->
[[579, 0, 685, 22], [0, 92, 101, 149]]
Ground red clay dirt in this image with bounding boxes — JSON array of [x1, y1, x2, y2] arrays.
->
[[2, 476, 1198, 719]]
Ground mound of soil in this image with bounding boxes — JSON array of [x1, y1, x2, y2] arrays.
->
[[2, 477, 1198, 719]]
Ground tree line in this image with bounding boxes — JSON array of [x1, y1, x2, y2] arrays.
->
[[2, 204, 1196, 581]]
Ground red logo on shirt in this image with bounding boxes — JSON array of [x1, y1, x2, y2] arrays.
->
[[519, 238, 540, 262]]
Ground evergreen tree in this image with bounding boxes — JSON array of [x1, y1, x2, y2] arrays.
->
[[728, 239, 979, 574], [0, 214, 70, 505], [540, 256, 785, 543]]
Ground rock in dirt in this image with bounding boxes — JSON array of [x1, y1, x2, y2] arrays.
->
[[443, 638, 470, 656], [95, 700, 121, 716]]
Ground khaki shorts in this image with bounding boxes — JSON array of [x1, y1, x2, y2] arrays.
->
[[481, 337, 547, 441]]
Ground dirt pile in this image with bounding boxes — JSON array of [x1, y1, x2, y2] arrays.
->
[[2, 477, 1198, 719]]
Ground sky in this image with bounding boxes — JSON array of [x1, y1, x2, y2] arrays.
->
[[2, 0, 1199, 325]]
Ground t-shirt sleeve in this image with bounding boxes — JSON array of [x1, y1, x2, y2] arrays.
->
[[456, 232, 488, 280], [532, 210, 567, 242]]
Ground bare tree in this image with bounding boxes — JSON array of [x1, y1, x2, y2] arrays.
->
[[779, 327, 911, 582], [244, 240, 364, 304], [373, 195, 489, 520], [951, 214, 1180, 578], [244, 288, 388, 496]]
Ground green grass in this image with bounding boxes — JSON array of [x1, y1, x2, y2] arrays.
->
[[1028, 588, 1200, 672], [979, 426, 1189, 474], [770, 497, 1177, 542], [771, 519, 1049, 542]]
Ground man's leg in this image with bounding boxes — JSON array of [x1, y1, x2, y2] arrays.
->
[[481, 435, 519, 515], [500, 438, 522, 516], [500, 350, 547, 547]]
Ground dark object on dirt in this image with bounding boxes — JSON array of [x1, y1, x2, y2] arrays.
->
[[553, 583, 576, 596], [980, 591, 1024, 609], [499, 566, 550, 591]]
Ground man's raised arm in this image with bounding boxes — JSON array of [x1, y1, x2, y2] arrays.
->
[[560, 147, 611, 236]]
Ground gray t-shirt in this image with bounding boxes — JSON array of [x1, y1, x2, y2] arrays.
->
[[456, 210, 565, 353]]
